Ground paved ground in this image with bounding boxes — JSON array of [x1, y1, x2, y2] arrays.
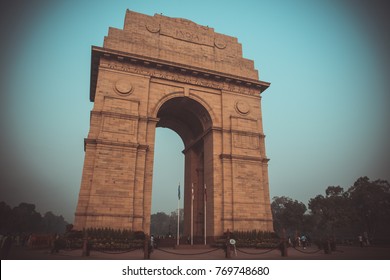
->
[[4, 245, 390, 260]]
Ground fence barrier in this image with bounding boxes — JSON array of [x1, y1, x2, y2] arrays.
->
[[291, 246, 323, 254], [235, 245, 281, 255], [155, 247, 222, 256], [93, 247, 141, 255], [61, 233, 345, 259]]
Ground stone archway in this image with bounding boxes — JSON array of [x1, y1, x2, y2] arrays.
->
[[74, 10, 274, 239], [156, 96, 212, 239]]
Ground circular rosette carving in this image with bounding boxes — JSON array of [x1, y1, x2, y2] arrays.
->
[[114, 79, 134, 95], [235, 100, 250, 115], [145, 22, 160, 33], [214, 37, 227, 49]]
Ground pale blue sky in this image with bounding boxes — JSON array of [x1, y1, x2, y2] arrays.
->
[[0, 0, 389, 223]]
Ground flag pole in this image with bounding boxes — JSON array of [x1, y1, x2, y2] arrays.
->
[[191, 183, 194, 246], [204, 183, 207, 245], [177, 183, 180, 246]]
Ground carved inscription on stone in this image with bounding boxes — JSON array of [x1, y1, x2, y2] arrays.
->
[[175, 30, 200, 43], [159, 18, 213, 46], [100, 60, 259, 95]]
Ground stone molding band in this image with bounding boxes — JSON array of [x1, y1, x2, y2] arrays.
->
[[90, 46, 270, 101]]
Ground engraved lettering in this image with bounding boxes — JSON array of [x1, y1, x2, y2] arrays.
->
[[102, 60, 257, 95], [175, 30, 200, 43]]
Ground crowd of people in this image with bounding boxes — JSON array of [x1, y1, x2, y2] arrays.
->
[[0, 232, 62, 259], [287, 234, 311, 249]]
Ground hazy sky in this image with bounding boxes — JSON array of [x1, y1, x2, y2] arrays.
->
[[0, 0, 389, 223]]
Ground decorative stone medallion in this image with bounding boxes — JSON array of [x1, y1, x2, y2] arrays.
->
[[214, 37, 227, 49], [114, 79, 134, 95], [146, 22, 160, 33], [235, 100, 250, 115]]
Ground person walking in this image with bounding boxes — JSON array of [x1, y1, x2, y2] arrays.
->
[[0, 233, 13, 259], [301, 234, 307, 249], [358, 235, 363, 247]]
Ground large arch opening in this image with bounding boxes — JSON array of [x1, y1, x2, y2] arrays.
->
[[156, 97, 212, 146], [151, 127, 184, 238], [155, 96, 213, 243]]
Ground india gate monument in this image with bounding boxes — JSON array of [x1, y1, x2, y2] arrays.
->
[[74, 10, 274, 240]]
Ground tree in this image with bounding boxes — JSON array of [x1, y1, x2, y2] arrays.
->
[[11, 202, 42, 233], [271, 196, 307, 236], [0, 201, 12, 230], [150, 212, 170, 236], [41, 211, 67, 233], [168, 209, 184, 237], [0, 201, 69, 234], [150, 210, 184, 237], [308, 186, 353, 238], [347, 177, 390, 239]]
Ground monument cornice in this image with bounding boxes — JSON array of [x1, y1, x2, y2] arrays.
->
[[84, 138, 149, 151], [91, 110, 156, 123], [220, 153, 270, 163], [221, 218, 273, 222], [75, 212, 133, 218], [90, 46, 270, 101]]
